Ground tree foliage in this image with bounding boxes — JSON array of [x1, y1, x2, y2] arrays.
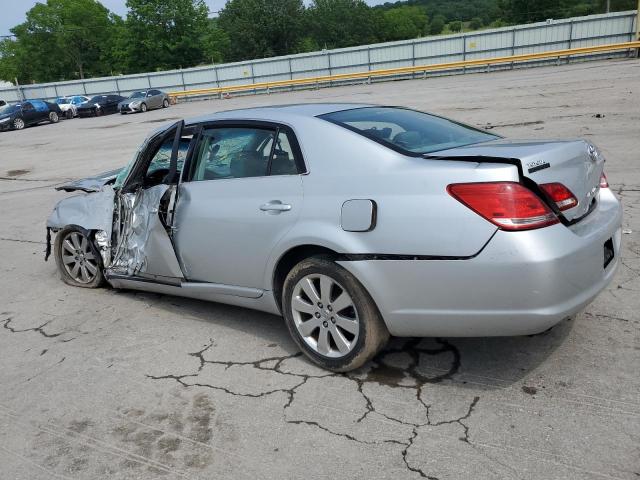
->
[[218, 0, 305, 61], [0, 0, 636, 84]]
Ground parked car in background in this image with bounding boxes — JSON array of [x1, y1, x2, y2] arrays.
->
[[0, 100, 62, 131], [45, 104, 621, 371], [77, 95, 125, 118], [55, 96, 90, 119], [119, 90, 170, 114]]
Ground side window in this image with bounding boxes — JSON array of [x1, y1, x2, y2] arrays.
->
[[270, 131, 299, 176], [191, 127, 275, 181], [22, 102, 34, 111], [150, 90, 161, 96], [144, 135, 193, 185]]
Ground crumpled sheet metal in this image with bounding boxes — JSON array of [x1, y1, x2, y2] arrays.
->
[[109, 184, 172, 277], [46, 185, 115, 236]]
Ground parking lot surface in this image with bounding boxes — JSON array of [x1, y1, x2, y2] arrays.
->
[[1, 59, 639, 479]]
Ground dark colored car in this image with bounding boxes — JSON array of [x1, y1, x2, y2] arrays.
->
[[76, 95, 126, 118], [0, 100, 62, 131], [0, 99, 6, 107]]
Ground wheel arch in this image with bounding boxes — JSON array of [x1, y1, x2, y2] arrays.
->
[[271, 244, 340, 314]]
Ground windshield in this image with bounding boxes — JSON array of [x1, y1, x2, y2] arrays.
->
[[320, 107, 499, 155], [130, 91, 146, 99], [0, 104, 19, 115], [71, 96, 86, 105]]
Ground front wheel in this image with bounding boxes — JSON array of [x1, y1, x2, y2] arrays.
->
[[140, 103, 147, 113], [54, 228, 104, 288], [13, 118, 25, 130], [282, 256, 389, 372], [65, 109, 73, 120], [49, 111, 59, 123]]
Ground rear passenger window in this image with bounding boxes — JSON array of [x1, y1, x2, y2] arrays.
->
[[191, 127, 276, 181]]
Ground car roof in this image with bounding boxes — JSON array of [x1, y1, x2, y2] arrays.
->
[[186, 103, 375, 125]]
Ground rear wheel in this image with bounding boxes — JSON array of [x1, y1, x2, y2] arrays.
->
[[49, 111, 59, 123], [162, 98, 169, 108], [65, 109, 74, 120], [140, 103, 147, 113], [54, 228, 104, 288], [13, 118, 25, 130], [95, 108, 102, 117], [282, 256, 389, 371]]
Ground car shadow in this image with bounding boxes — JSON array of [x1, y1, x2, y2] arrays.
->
[[122, 288, 572, 391]]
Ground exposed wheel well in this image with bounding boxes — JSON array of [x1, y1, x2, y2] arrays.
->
[[272, 245, 338, 313]]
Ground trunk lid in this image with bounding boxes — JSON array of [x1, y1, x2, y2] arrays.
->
[[429, 139, 604, 221]]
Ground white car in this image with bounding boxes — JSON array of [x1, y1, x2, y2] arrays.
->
[[54, 96, 89, 119]]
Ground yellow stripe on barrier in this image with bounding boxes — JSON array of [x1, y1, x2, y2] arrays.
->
[[169, 41, 640, 99]]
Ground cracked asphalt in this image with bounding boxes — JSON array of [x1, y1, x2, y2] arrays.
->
[[1, 58, 639, 479]]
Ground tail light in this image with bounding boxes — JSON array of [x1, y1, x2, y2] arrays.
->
[[447, 182, 558, 231], [539, 183, 578, 211], [599, 172, 609, 188]]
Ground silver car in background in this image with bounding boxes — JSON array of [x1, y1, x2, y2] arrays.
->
[[54, 95, 90, 119], [45, 104, 622, 371], [119, 89, 170, 114]]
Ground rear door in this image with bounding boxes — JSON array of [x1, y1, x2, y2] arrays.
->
[[20, 102, 39, 125], [172, 122, 304, 290]]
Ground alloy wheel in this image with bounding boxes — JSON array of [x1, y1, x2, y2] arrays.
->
[[291, 274, 360, 358], [13, 118, 25, 130], [141, 103, 147, 112], [50, 112, 59, 123], [60, 231, 99, 284]]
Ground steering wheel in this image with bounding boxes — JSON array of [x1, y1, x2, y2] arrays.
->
[[144, 168, 170, 187]]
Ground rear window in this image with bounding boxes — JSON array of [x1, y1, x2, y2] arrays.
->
[[320, 107, 498, 155]]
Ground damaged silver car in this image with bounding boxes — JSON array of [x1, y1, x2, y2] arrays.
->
[[46, 104, 622, 371]]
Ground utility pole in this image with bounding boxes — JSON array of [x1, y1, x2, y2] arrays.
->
[[606, 0, 610, 13], [635, 0, 640, 58]]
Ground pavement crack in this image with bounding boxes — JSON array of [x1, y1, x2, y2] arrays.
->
[[2, 316, 63, 338]]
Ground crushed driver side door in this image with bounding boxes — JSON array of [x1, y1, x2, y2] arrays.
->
[[106, 121, 191, 284]]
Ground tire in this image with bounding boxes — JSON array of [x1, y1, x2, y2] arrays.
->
[[162, 98, 169, 108], [95, 108, 102, 117], [54, 227, 104, 289], [49, 111, 59, 123], [282, 256, 389, 372], [13, 118, 25, 130], [65, 109, 74, 120], [140, 103, 147, 113]]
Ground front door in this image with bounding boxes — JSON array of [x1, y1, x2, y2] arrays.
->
[[173, 123, 304, 290], [108, 121, 194, 282]]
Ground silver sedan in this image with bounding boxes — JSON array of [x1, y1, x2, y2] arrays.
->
[[118, 89, 170, 114], [45, 104, 622, 371]]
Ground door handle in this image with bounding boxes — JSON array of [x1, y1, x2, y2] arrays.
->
[[260, 201, 292, 213]]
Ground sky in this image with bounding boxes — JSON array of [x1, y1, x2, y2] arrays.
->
[[0, 0, 388, 36]]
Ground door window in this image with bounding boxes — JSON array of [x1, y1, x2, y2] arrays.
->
[[191, 127, 276, 181], [189, 126, 304, 181]]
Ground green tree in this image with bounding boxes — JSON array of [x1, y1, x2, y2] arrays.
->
[[123, 0, 210, 72], [305, 0, 382, 49], [428, 14, 446, 34], [469, 17, 483, 29], [0, 0, 120, 83], [381, 6, 428, 41], [218, 0, 305, 61], [202, 18, 230, 64], [449, 20, 462, 32]]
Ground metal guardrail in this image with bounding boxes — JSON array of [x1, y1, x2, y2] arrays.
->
[[169, 40, 640, 99]]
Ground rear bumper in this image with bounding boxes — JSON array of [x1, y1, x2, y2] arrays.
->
[[339, 188, 622, 337]]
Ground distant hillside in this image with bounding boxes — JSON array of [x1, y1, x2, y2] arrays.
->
[[374, 0, 636, 25]]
